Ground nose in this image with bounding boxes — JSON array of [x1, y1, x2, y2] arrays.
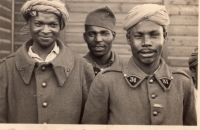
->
[[95, 34, 102, 42], [42, 25, 51, 33], [142, 36, 152, 47]]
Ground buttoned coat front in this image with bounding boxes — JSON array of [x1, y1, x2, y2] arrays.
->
[[0, 39, 95, 124], [82, 57, 197, 125]]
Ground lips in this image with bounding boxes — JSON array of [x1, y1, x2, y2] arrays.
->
[[139, 49, 156, 57], [93, 46, 105, 51]]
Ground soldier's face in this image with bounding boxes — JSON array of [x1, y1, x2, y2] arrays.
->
[[30, 12, 60, 49], [127, 20, 165, 65], [84, 26, 115, 57]]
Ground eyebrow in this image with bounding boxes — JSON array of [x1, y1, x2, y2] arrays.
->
[[134, 30, 160, 34]]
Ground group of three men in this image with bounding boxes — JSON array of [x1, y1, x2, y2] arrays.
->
[[0, 0, 197, 125]]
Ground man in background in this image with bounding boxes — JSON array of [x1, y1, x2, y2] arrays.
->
[[0, 0, 94, 123], [83, 6, 122, 75]]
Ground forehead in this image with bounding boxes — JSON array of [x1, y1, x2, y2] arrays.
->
[[86, 25, 111, 32], [31, 12, 60, 22], [130, 20, 163, 33]]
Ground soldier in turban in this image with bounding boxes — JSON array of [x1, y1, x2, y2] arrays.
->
[[0, 0, 95, 123], [82, 4, 196, 125]]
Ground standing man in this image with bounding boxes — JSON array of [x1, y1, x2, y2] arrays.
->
[[0, 0, 94, 123], [82, 4, 197, 125], [83, 6, 122, 75]]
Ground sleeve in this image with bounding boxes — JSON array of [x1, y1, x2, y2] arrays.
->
[[81, 73, 109, 124], [0, 65, 8, 122], [82, 63, 95, 107], [183, 77, 197, 125]]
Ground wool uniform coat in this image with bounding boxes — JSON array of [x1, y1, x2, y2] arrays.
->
[[82, 57, 197, 125], [84, 51, 123, 75], [0, 39, 95, 124]]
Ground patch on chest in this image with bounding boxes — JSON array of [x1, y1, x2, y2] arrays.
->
[[124, 74, 141, 87], [159, 78, 171, 89]]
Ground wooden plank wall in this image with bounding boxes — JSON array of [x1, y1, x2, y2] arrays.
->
[[0, 0, 12, 59], [166, 0, 198, 74], [14, 0, 31, 51]]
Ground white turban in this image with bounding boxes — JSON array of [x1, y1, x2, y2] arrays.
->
[[20, 0, 69, 30], [123, 4, 170, 30]]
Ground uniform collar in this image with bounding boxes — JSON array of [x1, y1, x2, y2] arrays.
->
[[122, 56, 173, 91], [15, 39, 74, 86], [85, 51, 115, 68]]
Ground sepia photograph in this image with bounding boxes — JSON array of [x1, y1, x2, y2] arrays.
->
[[0, 0, 199, 129]]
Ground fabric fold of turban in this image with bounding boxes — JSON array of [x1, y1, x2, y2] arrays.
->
[[123, 4, 170, 30], [188, 47, 198, 70], [20, 0, 69, 31]]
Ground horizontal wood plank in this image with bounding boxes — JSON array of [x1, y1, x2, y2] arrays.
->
[[168, 56, 190, 67], [168, 25, 198, 36], [167, 46, 197, 57], [0, 19, 11, 29], [0, 30, 11, 40], [168, 5, 198, 15], [169, 15, 198, 25], [169, 0, 198, 5], [0, 1, 12, 9], [167, 36, 198, 46], [0, 5, 11, 19], [0, 42, 11, 51]]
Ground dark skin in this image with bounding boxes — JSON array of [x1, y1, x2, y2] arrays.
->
[[29, 12, 61, 60], [126, 20, 167, 75], [84, 25, 116, 68]]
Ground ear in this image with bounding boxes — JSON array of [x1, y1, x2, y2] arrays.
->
[[163, 31, 168, 42], [83, 32, 87, 43], [112, 31, 116, 40], [126, 33, 131, 45]]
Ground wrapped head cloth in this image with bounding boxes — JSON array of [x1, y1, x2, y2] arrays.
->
[[188, 47, 198, 70], [20, 0, 69, 31], [123, 4, 170, 30], [85, 6, 116, 32]]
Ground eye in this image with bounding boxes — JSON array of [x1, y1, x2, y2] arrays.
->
[[151, 32, 160, 38], [101, 32, 110, 36], [134, 34, 142, 39], [49, 23, 58, 28], [35, 22, 43, 27], [87, 32, 95, 37]]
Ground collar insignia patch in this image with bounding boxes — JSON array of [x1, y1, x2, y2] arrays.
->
[[159, 78, 171, 89], [125, 75, 141, 87]]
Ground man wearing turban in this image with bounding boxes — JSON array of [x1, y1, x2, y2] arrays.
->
[[82, 4, 196, 125], [0, 0, 95, 123], [188, 47, 198, 89], [83, 6, 122, 76]]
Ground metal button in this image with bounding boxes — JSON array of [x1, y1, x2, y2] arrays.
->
[[42, 102, 48, 108], [42, 66, 46, 71], [151, 94, 156, 99], [42, 82, 47, 88], [153, 111, 158, 116], [67, 69, 70, 72], [149, 79, 153, 83]]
